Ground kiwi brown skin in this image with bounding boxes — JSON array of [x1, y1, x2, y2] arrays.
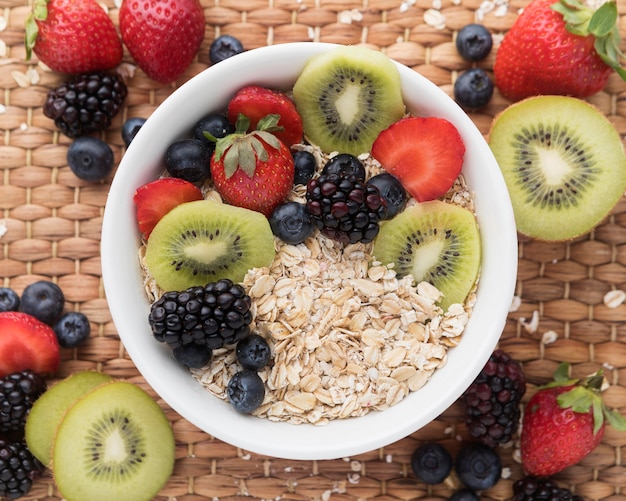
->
[[488, 96, 626, 242], [292, 45, 406, 156]]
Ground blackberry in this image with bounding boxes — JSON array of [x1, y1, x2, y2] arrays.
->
[[149, 279, 252, 350], [511, 476, 584, 501], [43, 73, 128, 138], [305, 172, 387, 244], [0, 439, 44, 500], [463, 349, 526, 447], [0, 370, 46, 434]]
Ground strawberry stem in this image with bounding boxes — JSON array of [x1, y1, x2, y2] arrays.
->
[[24, 0, 50, 61]]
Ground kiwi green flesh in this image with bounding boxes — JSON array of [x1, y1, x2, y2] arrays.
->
[[145, 199, 276, 291], [373, 200, 481, 311], [25, 371, 112, 466], [292, 45, 405, 156], [52, 381, 175, 501], [488, 96, 626, 241]]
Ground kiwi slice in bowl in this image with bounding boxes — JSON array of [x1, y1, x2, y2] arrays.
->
[[52, 381, 175, 501], [488, 96, 626, 241], [292, 45, 406, 156], [373, 200, 481, 311], [144, 199, 276, 291]]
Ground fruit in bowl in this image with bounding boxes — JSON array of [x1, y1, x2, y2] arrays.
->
[[101, 42, 517, 460]]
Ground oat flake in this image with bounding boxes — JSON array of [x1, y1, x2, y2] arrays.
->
[[604, 289, 626, 308]]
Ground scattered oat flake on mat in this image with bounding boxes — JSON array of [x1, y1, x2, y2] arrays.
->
[[509, 295, 521, 312], [400, 0, 417, 13], [541, 330, 558, 345], [0, 220, 7, 239], [604, 289, 626, 308], [338, 9, 363, 24], [11, 71, 32, 88], [0, 16, 7, 32], [0, 104, 5, 114], [424, 8, 446, 29], [519, 310, 539, 333]]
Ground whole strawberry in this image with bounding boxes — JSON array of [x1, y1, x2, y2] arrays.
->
[[24, 0, 123, 74], [494, 0, 625, 101], [521, 363, 626, 477], [210, 114, 295, 217], [119, 0, 205, 84]]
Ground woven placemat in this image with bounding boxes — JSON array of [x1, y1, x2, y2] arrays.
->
[[2, 0, 626, 499]]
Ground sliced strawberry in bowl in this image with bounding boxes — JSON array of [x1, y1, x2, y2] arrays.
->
[[227, 85, 304, 147], [371, 116, 465, 202], [0, 312, 60, 378], [133, 178, 204, 239]]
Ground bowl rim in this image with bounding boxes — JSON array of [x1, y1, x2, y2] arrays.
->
[[102, 42, 518, 460]]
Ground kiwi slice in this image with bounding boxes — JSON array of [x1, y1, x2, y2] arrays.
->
[[292, 45, 406, 156], [52, 381, 175, 501], [488, 96, 626, 241], [144, 199, 276, 291], [373, 200, 481, 311], [25, 371, 112, 466]]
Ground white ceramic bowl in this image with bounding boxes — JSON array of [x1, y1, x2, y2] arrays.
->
[[102, 42, 518, 460]]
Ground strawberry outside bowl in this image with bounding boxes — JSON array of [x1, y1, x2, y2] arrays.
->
[[101, 42, 518, 460]]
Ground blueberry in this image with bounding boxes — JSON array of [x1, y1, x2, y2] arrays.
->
[[66, 136, 114, 182], [0, 287, 20, 312], [366, 173, 406, 218], [227, 370, 265, 414], [322, 154, 366, 181], [122, 117, 146, 147], [173, 343, 212, 369], [456, 24, 493, 61], [165, 138, 212, 183], [449, 489, 480, 501], [293, 150, 317, 185], [454, 68, 494, 110], [269, 202, 315, 245], [455, 443, 502, 491], [209, 35, 245, 64], [411, 442, 453, 484], [20, 280, 65, 325], [53, 311, 91, 348], [193, 113, 235, 153], [236, 334, 271, 371]]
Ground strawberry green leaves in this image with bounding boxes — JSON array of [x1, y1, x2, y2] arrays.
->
[[552, 0, 626, 80]]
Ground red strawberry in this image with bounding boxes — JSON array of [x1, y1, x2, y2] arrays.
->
[[227, 86, 303, 147], [521, 363, 626, 477], [371, 116, 465, 202], [210, 114, 295, 217], [134, 178, 204, 239], [0, 312, 60, 378], [24, 0, 123, 74], [494, 0, 625, 101], [119, 0, 205, 84]]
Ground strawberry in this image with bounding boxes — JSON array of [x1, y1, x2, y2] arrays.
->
[[133, 178, 204, 239], [227, 86, 303, 147], [370, 116, 465, 202], [521, 363, 626, 477], [119, 0, 205, 84], [24, 0, 123, 74], [210, 114, 295, 217], [0, 312, 60, 378], [494, 0, 626, 101]]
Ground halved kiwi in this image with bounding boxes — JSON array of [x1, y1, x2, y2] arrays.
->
[[25, 371, 112, 466], [52, 381, 175, 501], [373, 200, 481, 311], [292, 45, 406, 156], [488, 96, 626, 241], [144, 199, 276, 291]]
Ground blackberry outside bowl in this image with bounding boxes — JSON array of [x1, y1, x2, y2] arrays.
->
[[101, 42, 517, 460]]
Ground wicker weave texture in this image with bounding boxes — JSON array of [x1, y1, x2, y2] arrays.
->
[[1, 0, 626, 499]]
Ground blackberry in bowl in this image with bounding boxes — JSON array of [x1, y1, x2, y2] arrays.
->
[[102, 42, 517, 460]]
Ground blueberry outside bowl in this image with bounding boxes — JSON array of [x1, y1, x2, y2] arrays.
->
[[101, 42, 517, 460]]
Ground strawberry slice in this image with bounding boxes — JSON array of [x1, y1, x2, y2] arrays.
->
[[0, 312, 60, 378], [134, 178, 204, 239], [227, 85, 303, 146], [371, 116, 465, 202]]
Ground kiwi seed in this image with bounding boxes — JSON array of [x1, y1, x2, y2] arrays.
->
[[373, 200, 481, 311], [145, 199, 276, 291], [488, 96, 626, 241], [293, 45, 406, 156]]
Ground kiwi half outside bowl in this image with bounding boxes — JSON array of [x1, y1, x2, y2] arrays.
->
[[101, 42, 517, 461]]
